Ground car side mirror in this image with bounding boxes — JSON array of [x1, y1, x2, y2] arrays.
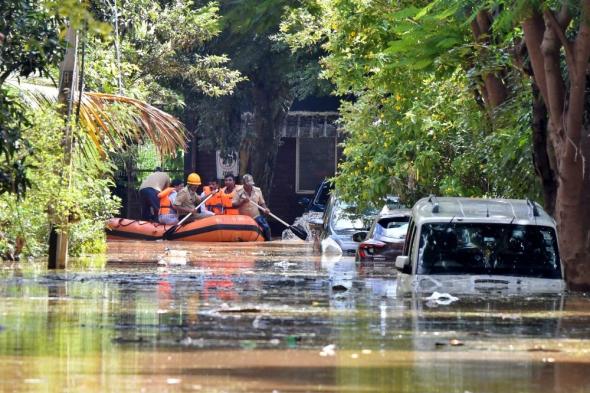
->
[[352, 231, 368, 242], [395, 256, 409, 270], [298, 197, 311, 207]]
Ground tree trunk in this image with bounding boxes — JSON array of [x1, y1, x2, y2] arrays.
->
[[522, 3, 590, 290], [531, 83, 557, 215], [555, 147, 590, 290], [240, 84, 291, 202], [49, 25, 78, 270], [470, 10, 508, 111]]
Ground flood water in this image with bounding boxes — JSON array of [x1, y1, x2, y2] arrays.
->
[[1, 240, 590, 392]]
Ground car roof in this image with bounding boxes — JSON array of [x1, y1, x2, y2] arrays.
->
[[412, 197, 555, 228], [379, 206, 411, 217]]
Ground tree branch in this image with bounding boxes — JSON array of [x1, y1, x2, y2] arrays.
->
[[522, 12, 549, 106], [543, 9, 575, 75], [538, 9, 567, 135], [565, 0, 590, 147], [556, 2, 572, 28], [573, 0, 590, 76]]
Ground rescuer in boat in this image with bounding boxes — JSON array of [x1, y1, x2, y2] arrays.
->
[[203, 175, 241, 215], [201, 178, 220, 216], [138, 168, 170, 221], [173, 173, 205, 222], [220, 174, 240, 215], [232, 174, 271, 240], [157, 179, 184, 224]]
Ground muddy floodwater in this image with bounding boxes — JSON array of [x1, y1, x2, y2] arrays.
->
[[1, 240, 590, 392]]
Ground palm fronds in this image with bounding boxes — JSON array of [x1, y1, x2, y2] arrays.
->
[[7, 79, 187, 159], [79, 92, 187, 157]]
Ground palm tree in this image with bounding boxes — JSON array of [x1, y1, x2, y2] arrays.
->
[[78, 92, 187, 158], [9, 78, 187, 159]]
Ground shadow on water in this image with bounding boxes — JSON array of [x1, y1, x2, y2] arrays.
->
[[0, 240, 589, 392]]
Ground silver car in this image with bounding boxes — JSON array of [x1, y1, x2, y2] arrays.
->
[[395, 197, 565, 295], [320, 195, 375, 255]]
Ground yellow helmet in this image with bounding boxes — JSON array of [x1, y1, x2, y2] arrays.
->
[[187, 173, 201, 186]]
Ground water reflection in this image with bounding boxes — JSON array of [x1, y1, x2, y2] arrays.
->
[[0, 242, 589, 392]]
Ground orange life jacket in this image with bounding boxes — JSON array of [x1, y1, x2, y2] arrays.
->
[[157, 187, 176, 215], [202, 186, 224, 214], [207, 191, 224, 215], [221, 187, 239, 215]]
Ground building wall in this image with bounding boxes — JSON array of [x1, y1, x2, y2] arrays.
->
[[194, 150, 217, 185], [267, 138, 305, 235]]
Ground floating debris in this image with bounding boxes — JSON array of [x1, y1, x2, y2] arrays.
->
[[218, 307, 261, 313], [425, 291, 459, 306], [319, 344, 336, 357], [449, 339, 464, 346], [321, 237, 342, 256], [157, 249, 189, 266], [527, 345, 561, 353]]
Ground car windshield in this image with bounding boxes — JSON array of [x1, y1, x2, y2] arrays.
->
[[315, 182, 331, 206], [331, 202, 373, 232], [374, 217, 410, 239], [417, 223, 561, 278]]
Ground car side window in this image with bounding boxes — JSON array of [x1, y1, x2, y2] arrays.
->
[[401, 221, 416, 275], [322, 197, 335, 230], [403, 218, 415, 256]]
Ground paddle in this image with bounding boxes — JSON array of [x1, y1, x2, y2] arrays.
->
[[248, 200, 308, 241], [163, 190, 219, 239]]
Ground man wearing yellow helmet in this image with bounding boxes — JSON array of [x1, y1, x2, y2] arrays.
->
[[173, 173, 203, 222]]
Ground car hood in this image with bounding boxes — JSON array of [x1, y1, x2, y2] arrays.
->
[[329, 234, 359, 254], [399, 274, 566, 295]]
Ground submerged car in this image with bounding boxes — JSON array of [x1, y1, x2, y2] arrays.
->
[[320, 195, 376, 255], [395, 197, 565, 295], [298, 179, 333, 213], [354, 206, 411, 262]]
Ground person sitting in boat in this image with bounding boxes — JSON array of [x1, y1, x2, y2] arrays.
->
[[173, 173, 204, 222], [232, 174, 271, 240], [157, 179, 184, 225], [138, 168, 170, 221], [200, 178, 220, 216], [220, 174, 240, 215]]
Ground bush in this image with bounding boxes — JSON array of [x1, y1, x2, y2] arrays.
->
[[0, 99, 120, 259]]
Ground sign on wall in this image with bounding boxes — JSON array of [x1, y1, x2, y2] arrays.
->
[[216, 151, 239, 179]]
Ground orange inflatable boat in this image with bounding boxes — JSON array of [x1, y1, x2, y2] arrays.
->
[[106, 215, 264, 242]]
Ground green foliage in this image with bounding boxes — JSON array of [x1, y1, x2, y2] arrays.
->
[[0, 98, 120, 258], [279, 0, 540, 209], [86, 0, 245, 105], [0, 0, 110, 204], [192, 0, 331, 155], [0, 0, 63, 84], [0, 88, 32, 197], [0, 0, 109, 85]]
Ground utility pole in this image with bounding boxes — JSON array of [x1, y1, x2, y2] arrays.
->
[[48, 26, 78, 269]]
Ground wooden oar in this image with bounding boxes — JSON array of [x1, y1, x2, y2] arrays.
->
[[163, 190, 218, 239], [248, 200, 308, 241]]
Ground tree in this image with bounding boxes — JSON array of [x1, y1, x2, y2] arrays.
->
[[515, 1, 590, 289], [188, 0, 330, 197], [0, 0, 64, 198], [277, 0, 538, 206], [0, 0, 109, 199]]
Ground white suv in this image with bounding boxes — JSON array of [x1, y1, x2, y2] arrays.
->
[[395, 197, 565, 294]]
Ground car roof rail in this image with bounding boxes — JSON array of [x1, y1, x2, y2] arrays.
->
[[526, 198, 540, 217], [428, 195, 439, 213]]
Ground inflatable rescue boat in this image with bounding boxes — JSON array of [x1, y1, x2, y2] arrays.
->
[[106, 215, 264, 242]]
